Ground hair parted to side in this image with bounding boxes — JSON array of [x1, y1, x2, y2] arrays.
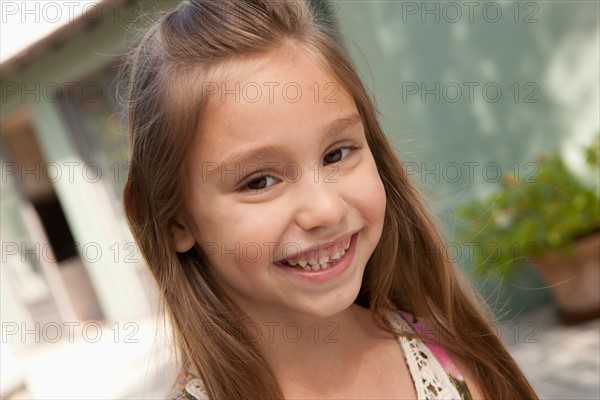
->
[[121, 0, 537, 399]]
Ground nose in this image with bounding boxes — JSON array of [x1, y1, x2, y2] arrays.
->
[[293, 173, 348, 232]]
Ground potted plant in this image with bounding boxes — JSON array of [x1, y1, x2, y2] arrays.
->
[[458, 135, 600, 324]]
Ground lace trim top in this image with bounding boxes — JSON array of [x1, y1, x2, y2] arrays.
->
[[168, 311, 473, 399], [387, 310, 473, 400]]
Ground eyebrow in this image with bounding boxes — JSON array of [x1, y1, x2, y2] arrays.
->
[[220, 113, 363, 169]]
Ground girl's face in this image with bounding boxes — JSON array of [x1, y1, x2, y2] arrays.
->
[[172, 47, 386, 322]]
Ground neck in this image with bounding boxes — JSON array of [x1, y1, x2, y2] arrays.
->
[[242, 304, 390, 376]]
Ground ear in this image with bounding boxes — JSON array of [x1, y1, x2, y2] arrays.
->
[[170, 216, 196, 253]]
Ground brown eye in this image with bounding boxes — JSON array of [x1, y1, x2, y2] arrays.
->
[[324, 147, 351, 165], [245, 176, 275, 191]]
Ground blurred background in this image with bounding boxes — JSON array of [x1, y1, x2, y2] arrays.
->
[[1, 0, 598, 398]]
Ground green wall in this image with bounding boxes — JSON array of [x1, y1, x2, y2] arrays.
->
[[334, 1, 599, 315]]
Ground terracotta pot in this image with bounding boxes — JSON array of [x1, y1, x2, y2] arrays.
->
[[534, 231, 600, 324]]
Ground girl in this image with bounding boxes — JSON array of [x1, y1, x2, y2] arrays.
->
[[121, 0, 538, 399]]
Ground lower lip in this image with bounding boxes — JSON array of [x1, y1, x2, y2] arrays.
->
[[275, 233, 358, 282]]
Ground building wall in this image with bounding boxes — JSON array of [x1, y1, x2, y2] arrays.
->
[[1, 1, 183, 343], [333, 1, 599, 313]]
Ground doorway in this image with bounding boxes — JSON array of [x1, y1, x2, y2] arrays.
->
[[1, 109, 104, 324]]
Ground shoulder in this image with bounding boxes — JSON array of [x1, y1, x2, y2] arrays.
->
[[167, 370, 209, 400], [387, 309, 485, 399], [446, 351, 487, 399]]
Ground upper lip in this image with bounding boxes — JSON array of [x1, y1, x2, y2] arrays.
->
[[275, 231, 356, 264]]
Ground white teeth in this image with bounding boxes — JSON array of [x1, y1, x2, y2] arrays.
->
[[331, 248, 347, 260], [283, 236, 352, 271]]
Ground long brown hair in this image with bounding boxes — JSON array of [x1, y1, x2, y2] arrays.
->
[[121, 0, 537, 399]]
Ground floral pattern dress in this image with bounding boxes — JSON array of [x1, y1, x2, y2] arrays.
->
[[168, 310, 473, 400]]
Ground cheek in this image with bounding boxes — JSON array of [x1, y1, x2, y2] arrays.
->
[[197, 216, 277, 276], [355, 158, 387, 225], [202, 240, 272, 295], [192, 199, 264, 245]]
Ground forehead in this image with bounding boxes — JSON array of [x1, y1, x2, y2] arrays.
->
[[192, 46, 358, 159]]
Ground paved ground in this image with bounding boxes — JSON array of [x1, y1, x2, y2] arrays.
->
[[4, 317, 178, 399], [502, 304, 600, 400], [5, 303, 599, 399]]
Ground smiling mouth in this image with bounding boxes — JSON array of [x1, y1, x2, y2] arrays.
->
[[276, 234, 353, 272]]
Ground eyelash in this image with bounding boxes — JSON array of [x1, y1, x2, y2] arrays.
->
[[239, 145, 359, 193]]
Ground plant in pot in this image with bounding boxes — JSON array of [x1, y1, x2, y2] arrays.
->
[[457, 135, 600, 324]]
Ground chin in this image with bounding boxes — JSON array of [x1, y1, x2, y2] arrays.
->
[[296, 289, 361, 321]]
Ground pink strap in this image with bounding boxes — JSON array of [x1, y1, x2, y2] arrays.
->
[[400, 312, 465, 380]]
